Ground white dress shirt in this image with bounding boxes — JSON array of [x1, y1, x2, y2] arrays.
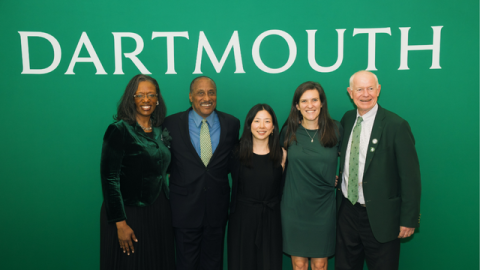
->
[[342, 104, 378, 204]]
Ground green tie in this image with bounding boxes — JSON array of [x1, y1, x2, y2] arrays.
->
[[348, 116, 363, 204], [200, 119, 213, 166]]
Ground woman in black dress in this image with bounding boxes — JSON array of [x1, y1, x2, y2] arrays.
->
[[228, 103, 287, 270], [100, 74, 175, 270]]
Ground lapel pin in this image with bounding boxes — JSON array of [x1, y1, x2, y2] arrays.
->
[[370, 147, 375, 152], [372, 138, 378, 144]]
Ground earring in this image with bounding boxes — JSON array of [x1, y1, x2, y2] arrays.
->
[[156, 101, 159, 105]]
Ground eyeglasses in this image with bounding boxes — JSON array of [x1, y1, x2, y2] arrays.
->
[[133, 94, 158, 100]]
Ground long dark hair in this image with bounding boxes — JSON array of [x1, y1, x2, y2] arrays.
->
[[114, 74, 166, 127], [284, 81, 338, 148], [238, 104, 282, 168]]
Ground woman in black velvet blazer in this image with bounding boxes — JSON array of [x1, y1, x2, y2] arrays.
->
[[99, 74, 175, 270]]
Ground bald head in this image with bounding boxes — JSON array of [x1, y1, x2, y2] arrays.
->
[[349, 71, 379, 88]]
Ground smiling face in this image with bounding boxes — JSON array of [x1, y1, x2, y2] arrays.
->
[[296, 89, 322, 125], [251, 110, 274, 142], [189, 77, 217, 118], [134, 81, 157, 120], [347, 71, 381, 116]]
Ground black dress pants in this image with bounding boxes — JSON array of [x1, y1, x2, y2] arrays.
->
[[335, 196, 400, 270], [174, 218, 226, 270]]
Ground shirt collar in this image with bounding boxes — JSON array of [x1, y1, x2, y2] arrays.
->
[[190, 109, 217, 128], [356, 103, 378, 122]]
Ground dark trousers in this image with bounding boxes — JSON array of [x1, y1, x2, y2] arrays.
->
[[335, 196, 400, 270], [174, 219, 226, 270]]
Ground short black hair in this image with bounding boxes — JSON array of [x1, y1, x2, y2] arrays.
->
[[189, 76, 216, 93]]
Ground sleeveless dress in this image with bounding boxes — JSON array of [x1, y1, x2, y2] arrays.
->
[[228, 153, 283, 270], [280, 124, 341, 258]]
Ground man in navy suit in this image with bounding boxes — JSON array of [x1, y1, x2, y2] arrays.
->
[[164, 76, 240, 270]]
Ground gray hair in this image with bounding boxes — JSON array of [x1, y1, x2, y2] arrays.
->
[[349, 71, 379, 88]]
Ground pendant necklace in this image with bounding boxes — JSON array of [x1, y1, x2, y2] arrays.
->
[[139, 119, 152, 131], [303, 125, 318, 143]]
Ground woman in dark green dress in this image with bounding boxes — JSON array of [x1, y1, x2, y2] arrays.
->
[[100, 75, 175, 270], [280, 82, 342, 270]]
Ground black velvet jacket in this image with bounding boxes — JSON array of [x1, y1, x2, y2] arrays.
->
[[100, 120, 171, 223]]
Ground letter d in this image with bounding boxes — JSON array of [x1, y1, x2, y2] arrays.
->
[[19, 32, 61, 74]]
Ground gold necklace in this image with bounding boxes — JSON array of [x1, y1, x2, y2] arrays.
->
[[303, 125, 318, 143], [138, 120, 152, 131]]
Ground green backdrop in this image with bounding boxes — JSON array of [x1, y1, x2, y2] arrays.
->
[[0, 1, 478, 269]]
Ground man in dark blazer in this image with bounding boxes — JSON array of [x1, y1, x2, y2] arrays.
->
[[335, 71, 421, 270], [163, 76, 240, 270]]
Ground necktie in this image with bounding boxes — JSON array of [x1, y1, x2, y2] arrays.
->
[[348, 116, 363, 204], [200, 119, 213, 166]]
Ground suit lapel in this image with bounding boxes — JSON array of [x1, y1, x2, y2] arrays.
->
[[209, 110, 226, 163], [180, 108, 205, 166], [363, 105, 386, 174]]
